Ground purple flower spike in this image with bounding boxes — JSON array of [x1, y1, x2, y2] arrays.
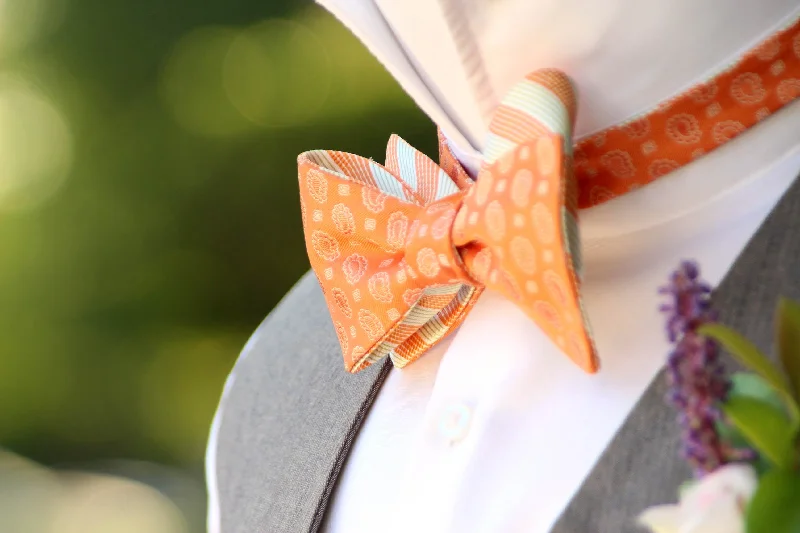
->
[[660, 261, 755, 477]]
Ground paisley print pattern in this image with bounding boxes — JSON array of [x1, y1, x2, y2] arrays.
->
[[402, 288, 423, 307], [755, 37, 781, 61], [484, 201, 506, 241], [331, 287, 352, 318], [306, 169, 328, 204], [665, 114, 702, 144], [362, 187, 387, 213], [358, 309, 383, 341], [511, 169, 534, 208], [648, 159, 680, 179], [576, 18, 800, 207], [688, 82, 718, 104], [623, 118, 651, 139], [531, 202, 556, 244], [331, 203, 355, 235], [510, 236, 537, 275], [712, 121, 746, 144], [368, 272, 393, 303], [342, 254, 368, 285], [777, 78, 800, 103], [431, 208, 456, 240], [416, 248, 441, 278], [599, 150, 635, 178], [730, 73, 766, 105], [334, 322, 348, 354], [310, 230, 339, 261], [386, 212, 409, 252]]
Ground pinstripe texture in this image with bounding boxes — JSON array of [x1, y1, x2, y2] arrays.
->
[[485, 77, 574, 164], [436, 0, 496, 124]]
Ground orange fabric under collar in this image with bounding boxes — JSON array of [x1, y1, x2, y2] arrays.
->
[[574, 16, 800, 208]]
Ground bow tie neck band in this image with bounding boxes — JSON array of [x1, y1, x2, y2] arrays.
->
[[298, 21, 800, 373]]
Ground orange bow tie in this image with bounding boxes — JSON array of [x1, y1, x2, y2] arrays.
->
[[298, 70, 598, 373]]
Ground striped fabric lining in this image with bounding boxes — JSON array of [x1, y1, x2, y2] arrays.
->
[[485, 79, 574, 161], [368, 135, 477, 370]]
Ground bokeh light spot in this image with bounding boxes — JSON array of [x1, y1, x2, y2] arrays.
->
[[51, 472, 188, 533], [159, 26, 254, 138], [0, 453, 60, 532], [139, 331, 242, 463], [223, 18, 331, 128], [0, 75, 73, 212], [0, 0, 67, 56], [0, 452, 190, 533]]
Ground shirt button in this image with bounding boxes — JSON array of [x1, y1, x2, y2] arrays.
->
[[438, 403, 472, 443]]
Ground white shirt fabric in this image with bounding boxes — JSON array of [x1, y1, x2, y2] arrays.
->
[[206, 1, 800, 532]]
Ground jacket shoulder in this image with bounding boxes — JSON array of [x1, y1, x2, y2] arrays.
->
[[207, 271, 388, 533]]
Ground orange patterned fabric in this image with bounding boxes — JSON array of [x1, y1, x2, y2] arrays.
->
[[298, 19, 800, 374], [299, 71, 597, 373], [576, 16, 800, 207]]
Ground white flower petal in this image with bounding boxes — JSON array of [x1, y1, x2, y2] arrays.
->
[[682, 464, 757, 513], [690, 500, 747, 533], [638, 504, 683, 533]]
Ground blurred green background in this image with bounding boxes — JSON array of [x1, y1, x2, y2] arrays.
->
[[0, 0, 435, 530]]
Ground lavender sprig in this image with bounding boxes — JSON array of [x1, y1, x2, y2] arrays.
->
[[660, 261, 756, 477]]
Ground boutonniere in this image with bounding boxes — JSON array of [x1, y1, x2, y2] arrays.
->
[[638, 262, 800, 533]]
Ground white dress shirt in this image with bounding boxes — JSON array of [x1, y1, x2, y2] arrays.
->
[[207, 1, 800, 532]]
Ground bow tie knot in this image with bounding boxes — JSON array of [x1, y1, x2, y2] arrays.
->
[[298, 70, 598, 374], [401, 193, 472, 285]]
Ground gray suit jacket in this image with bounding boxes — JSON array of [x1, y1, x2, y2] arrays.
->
[[211, 173, 800, 533]]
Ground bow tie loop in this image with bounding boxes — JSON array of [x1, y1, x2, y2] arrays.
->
[[298, 144, 482, 372], [453, 133, 594, 370]]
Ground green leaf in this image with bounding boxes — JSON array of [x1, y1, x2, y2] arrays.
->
[[715, 416, 772, 476], [699, 324, 800, 423], [717, 416, 752, 449], [722, 395, 794, 469], [746, 469, 800, 533], [731, 372, 787, 413], [777, 298, 800, 402]]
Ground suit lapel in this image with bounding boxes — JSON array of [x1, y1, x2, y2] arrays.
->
[[552, 172, 800, 533], [213, 272, 391, 533]]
